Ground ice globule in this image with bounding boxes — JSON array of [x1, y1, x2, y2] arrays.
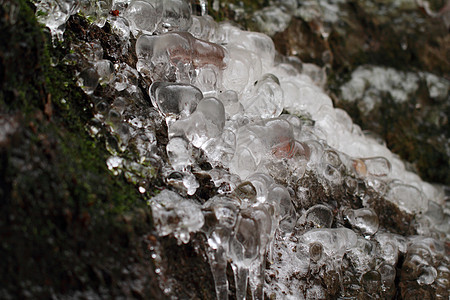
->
[[301, 204, 334, 229], [34, 0, 81, 40], [149, 189, 204, 244], [299, 228, 358, 269], [124, 0, 191, 36], [156, 0, 192, 34], [169, 96, 225, 148], [124, 0, 162, 36], [79, 0, 113, 28], [166, 137, 194, 171], [385, 181, 427, 214], [240, 73, 284, 119], [136, 32, 226, 83], [344, 207, 379, 237], [149, 81, 203, 124]]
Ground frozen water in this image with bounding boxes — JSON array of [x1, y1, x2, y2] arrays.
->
[[156, 0, 192, 34], [136, 31, 226, 83], [34, 0, 81, 40], [124, 0, 191, 36], [344, 207, 379, 236], [149, 189, 204, 243], [169, 96, 225, 148], [166, 137, 194, 171], [150, 81, 203, 122], [38, 2, 450, 298], [299, 228, 357, 259], [79, 0, 113, 28], [385, 182, 427, 214], [240, 73, 284, 119], [124, 0, 161, 35]]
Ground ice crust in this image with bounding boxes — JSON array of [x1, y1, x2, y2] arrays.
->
[[35, 1, 450, 299]]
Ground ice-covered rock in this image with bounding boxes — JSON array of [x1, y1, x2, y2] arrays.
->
[[35, 2, 450, 298]]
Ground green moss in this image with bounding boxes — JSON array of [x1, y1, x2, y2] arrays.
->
[[0, 0, 163, 297]]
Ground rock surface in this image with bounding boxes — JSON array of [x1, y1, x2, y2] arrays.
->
[[0, 0, 449, 299]]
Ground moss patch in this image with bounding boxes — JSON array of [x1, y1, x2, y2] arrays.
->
[[0, 0, 164, 297]]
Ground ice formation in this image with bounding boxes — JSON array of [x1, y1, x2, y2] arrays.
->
[[35, 0, 449, 299]]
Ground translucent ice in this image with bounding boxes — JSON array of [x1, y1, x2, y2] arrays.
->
[[41, 3, 450, 298], [124, 0, 191, 36], [230, 118, 296, 179], [189, 15, 218, 41], [156, 0, 192, 34], [240, 73, 284, 119], [124, 0, 161, 35], [385, 182, 427, 214], [150, 82, 203, 122], [79, 0, 113, 28], [344, 208, 379, 236], [299, 228, 357, 261], [169, 97, 225, 148], [302, 204, 333, 228], [203, 196, 239, 300], [34, 0, 81, 40], [166, 137, 194, 171], [136, 32, 226, 83], [149, 189, 204, 243]]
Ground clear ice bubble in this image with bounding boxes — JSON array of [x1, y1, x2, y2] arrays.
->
[[169, 97, 225, 148], [385, 182, 427, 214], [136, 32, 226, 83], [203, 196, 240, 300], [201, 128, 236, 166], [246, 172, 274, 203], [344, 207, 379, 236], [303, 204, 333, 228], [80, 0, 113, 28], [166, 137, 194, 171], [94, 59, 115, 85], [360, 270, 381, 293], [150, 81, 203, 121], [114, 63, 140, 92], [230, 205, 273, 300], [34, 0, 81, 40], [241, 73, 284, 119], [155, 0, 192, 34], [230, 118, 297, 179], [217, 90, 244, 119], [189, 15, 218, 40], [346, 237, 377, 273], [299, 228, 357, 260], [222, 46, 262, 93], [86, 40, 104, 61], [268, 184, 297, 233], [149, 189, 204, 243], [77, 67, 100, 95], [124, 0, 161, 35], [110, 16, 131, 41], [234, 181, 257, 205], [375, 232, 408, 265], [360, 156, 391, 177], [203, 195, 239, 232], [229, 210, 260, 266]]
